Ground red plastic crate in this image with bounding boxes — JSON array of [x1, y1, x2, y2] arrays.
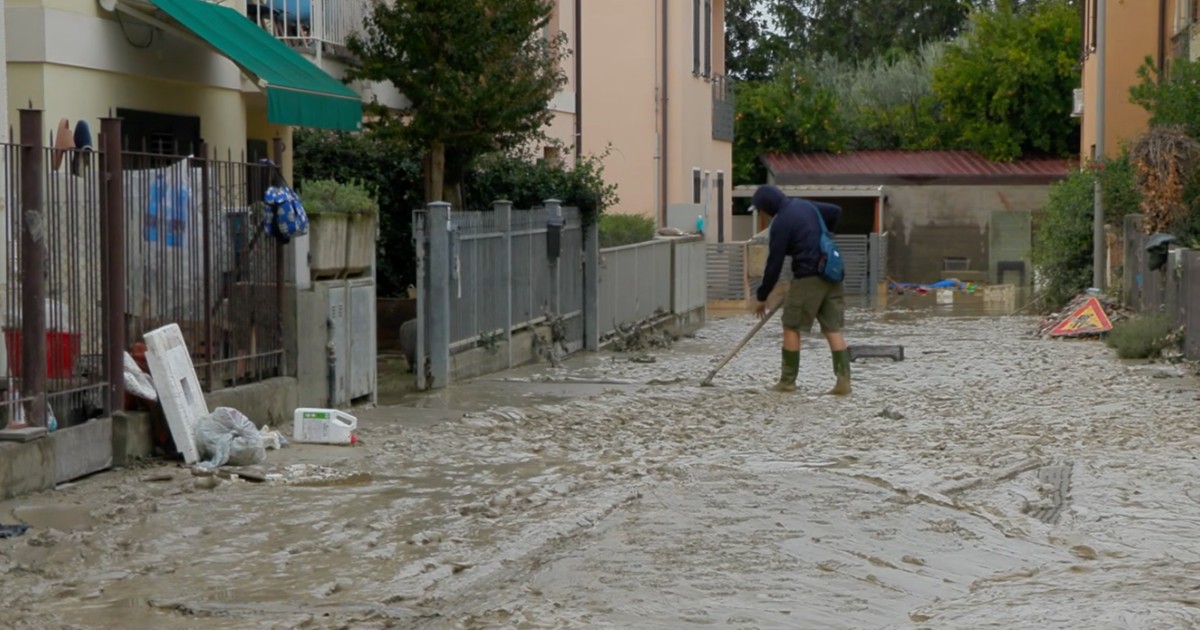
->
[[3, 329, 82, 379]]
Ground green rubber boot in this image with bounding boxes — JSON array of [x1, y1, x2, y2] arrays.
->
[[828, 349, 851, 396], [772, 349, 800, 392]]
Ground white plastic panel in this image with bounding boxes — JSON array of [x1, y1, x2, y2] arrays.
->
[[143, 323, 208, 464]]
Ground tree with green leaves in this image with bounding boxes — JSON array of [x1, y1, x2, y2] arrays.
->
[[1131, 56, 1200, 141], [733, 62, 847, 183], [727, 0, 975, 76], [346, 0, 569, 205], [931, 0, 1081, 161]]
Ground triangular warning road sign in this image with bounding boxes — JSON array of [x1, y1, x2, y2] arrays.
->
[[1049, 296, 1113, 337]]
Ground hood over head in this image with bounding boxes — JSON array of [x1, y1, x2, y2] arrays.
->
[[751, 184, 787, 217]]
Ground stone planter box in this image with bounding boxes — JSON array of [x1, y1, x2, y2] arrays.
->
[[309, 214, 349, 279], [345, 217, 376, 277]]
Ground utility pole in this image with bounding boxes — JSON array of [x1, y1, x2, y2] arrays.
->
[[1092, 0, 1107, 291]]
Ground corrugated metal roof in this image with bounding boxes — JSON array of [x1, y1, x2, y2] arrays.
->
[[763, 150, 1073, 184]]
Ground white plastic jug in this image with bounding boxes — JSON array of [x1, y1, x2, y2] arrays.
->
[[292, 408, 358, 445]]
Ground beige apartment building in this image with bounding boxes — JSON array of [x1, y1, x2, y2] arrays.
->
[[543, 0, 735, 242], [1077, 0, 1178, 160]]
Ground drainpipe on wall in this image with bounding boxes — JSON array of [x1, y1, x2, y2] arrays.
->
[[660, 0, 669, 226], [1158, 0, 1168, 77], [574, 0, 582, 160], [1092, 0, 1107, 291]]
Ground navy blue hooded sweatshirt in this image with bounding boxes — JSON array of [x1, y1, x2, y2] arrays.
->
[[751, 185, 842, 302]]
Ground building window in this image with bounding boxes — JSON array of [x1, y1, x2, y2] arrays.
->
[[693, 0, 701, 74], [117, 108, 201, 156], [692, 168, 702, 203], [1088, 0, 1097, 51], [1176, 0, 1193, 34], [704, 0, 712, 77], [716, 171, 725, 243]]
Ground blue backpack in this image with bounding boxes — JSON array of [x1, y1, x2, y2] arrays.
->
[[812, 204, 844, 283]]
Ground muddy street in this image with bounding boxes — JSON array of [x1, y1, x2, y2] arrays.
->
[[4, 308, 1200, 629]]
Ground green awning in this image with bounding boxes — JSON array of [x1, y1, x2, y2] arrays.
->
[[149, 0, 363, 131]]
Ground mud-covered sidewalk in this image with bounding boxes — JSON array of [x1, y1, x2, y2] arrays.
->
[[4, 309, 1200, 629]]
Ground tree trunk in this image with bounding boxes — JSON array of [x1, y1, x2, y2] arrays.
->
[[424, 140, 447, 204]]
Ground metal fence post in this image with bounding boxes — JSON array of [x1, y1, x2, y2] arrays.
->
[[100, 116, 126, 412], [583, 215, 600, 350], [198, 142, 215, 391], [427, 201, 451, 388], [495, 200, 514, 368], [868, 233, 880, 309], [17, 108, 46, 427], [414, 209, 427, 391], [272, 137, 286, 370], [546, 199, 562, 317]]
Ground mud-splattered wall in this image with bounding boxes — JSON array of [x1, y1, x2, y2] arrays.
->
[[884, 184, 1051, 286]]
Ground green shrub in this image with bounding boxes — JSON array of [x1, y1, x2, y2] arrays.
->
[[1105, 313, 1175, 359], [598, 214, 656, 248], [1032, 168, 1095, 309], [465, 147, 619, 224], [294, 129, 424, 297], [301, 179, 380, 219]]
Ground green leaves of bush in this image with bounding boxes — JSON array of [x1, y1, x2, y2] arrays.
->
[[1032, 168, 1095, 308], [598, 214, 657, 248]]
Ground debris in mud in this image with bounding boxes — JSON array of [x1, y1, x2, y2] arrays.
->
[[849, 345, 905, 362], [262, 464, 370, 487], [1037, 292, 1127, 338], [0, 524, 30, 539], [629, 354, 657, 364], [1023, 462, 1073, 524], [605, 314, 677, 353], [876, 407, 905, 420]]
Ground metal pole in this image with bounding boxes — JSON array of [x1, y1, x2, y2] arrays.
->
[[19, 107, 45, 427], [427, 201, 451, 388], [199, 142, 213, 391], [1093, 0, 1107, 291], [546, 199, 562, 318], [583, 214, 600, 351], [414, 209, 427, 390], [495, 200, 513, 368], [101, 117, 126, 412], [273, 137, 286, 370]]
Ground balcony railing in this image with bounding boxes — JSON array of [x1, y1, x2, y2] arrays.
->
[[246, 0, 372, 58], [712, 74, 735, 143]]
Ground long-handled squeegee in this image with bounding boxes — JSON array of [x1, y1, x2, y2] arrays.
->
[[699, 303, 782, 387]]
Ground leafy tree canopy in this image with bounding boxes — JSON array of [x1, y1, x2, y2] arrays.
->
[[931, 0, 1081, 161], [346, 0, 569, 204]]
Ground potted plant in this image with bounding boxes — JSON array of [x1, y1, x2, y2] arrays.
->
[[301, 179, 379, 279], [342, 181, 380, 276]]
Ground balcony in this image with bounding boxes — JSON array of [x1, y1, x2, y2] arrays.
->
[[246, 0, 372, 61], [712, 74, 735, 143]]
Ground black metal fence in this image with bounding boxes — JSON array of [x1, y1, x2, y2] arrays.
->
[[0, 109, 283, 432], [122, 144, 284, 392]]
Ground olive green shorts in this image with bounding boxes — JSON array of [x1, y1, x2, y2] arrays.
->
[[781, 276, 845, 333]]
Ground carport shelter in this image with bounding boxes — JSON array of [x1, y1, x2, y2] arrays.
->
[[748, 150, 1072, 286]]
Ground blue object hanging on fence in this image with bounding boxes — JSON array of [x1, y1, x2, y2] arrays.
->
[[262, 184, 309, 243], [145, 172, 190, 247]]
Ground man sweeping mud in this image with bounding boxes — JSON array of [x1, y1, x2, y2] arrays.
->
[[752, 185, 850, 395]]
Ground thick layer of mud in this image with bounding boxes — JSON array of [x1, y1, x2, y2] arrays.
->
[[3, 309, 1199, 628]]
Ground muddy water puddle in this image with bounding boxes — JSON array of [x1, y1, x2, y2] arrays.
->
[[5, 308, 1200, 628]]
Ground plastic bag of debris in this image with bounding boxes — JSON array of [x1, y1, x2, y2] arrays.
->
[[193, 407, 266, 470], [123, 352, 157, 401]]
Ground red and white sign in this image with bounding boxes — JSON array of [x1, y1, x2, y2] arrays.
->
[[1049, 297, 1113, 337]]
